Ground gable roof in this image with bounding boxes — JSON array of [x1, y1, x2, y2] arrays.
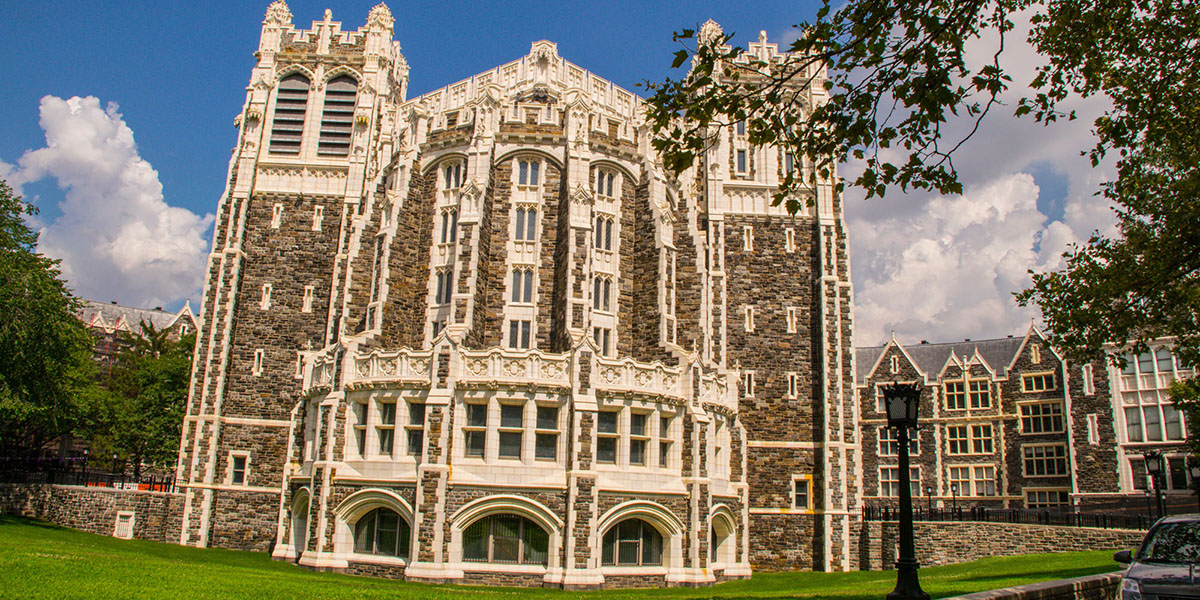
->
[[78, 299, 196, 334], [856, 335, 1028, 383]]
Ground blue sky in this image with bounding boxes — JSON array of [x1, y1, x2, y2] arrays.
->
[[0, 1, 1114, 343]]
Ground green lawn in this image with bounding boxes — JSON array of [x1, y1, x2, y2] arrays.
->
[[0, 515, 1122, 599]]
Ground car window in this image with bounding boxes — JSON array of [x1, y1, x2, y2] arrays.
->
[[1138, 522, 1200, 564]]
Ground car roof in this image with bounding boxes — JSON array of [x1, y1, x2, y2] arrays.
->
[[1155, 514, 1200, 524]]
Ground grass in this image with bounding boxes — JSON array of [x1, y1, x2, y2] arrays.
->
[[0, 515, 1122, 599]]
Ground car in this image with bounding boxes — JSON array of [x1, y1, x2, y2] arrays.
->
[[1114, 513, 1200, 599]]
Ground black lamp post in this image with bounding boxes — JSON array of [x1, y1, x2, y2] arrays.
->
[[1188, 458, 1200, 512], [950, 482, 959, 514], [925, 485, 933, 515], [882, 382, 930, 600], [1143, 450, 1165, 519]]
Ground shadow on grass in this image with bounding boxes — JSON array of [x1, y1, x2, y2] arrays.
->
[[0, 514, 63, 529]]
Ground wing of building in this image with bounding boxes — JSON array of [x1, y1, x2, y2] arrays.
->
[[856, 328, 1195, 513], [174, 2, 857, 587]]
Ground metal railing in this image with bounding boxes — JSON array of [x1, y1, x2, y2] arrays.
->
[[0, 458, 175, 494], [862, 505, 1153, 530]]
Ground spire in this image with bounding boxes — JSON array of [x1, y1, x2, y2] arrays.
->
[[264, 0, 292, 25]]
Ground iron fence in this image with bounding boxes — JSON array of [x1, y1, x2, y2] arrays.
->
[[0, 458, 175, 494]]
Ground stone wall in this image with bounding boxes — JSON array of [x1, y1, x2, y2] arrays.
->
[[944, 573, 1120, 600], [852, 520, 1142, 571], [0, 483, 183, 543]]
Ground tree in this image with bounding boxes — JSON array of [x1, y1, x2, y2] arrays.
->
[[82, 321, 194, 477], [0, 179, 97, 458], [644, 1, 1199, 366]]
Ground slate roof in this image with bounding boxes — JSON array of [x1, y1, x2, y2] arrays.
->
[[856, 334, 1029, 382], [78, 299, 195, 334]]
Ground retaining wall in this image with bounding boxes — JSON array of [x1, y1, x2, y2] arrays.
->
[[943, 572, 1121, 600], [852, 520, 1143, 571], [0, 483, 183, 543]]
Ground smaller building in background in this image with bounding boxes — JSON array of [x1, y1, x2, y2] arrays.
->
[[78, 299, 198, 377], [856, 327, 1194, 512]]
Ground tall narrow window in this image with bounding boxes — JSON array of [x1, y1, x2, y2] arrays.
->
[[464, 402, 487, 457], [595, 169, 616, 197], [1031, 344, 1042, 364], [508, 320, 531, 349], [629, 413, 649, 466], [786, 307, 798, 333], [270, 73, 310, 154], [743, 371, 756, 397], [1081, 364, 1095, 395], [353, 401, 367, 455], [735, 120, 746, 136], [231, 455, 247, 485], [406, 402, 425, 456], [592, 327, 611, 357], [593, 276, 612, 311], [312, 205, 324, 231], [744, 306, 755, 332], [736, 150, 747, 173], [444, 162, 463, 189], [260, 283, 272, 311], [317, 75, 357, 156], [498, 404, 523, 459], [271, 203, 284, 228], [377, 401, 396, 455], [435, 269, 454, 305], [743, 225, 754, 251], [517, 160, 540, 186], [535, 405, 559, 460], [597, 411, 619, 464], [787, 373, 799, 398], [440, 209, 460, 244], [511, 268, 534, 303], [302, 285, 315, 313], [785, 228, 795, 252], [595, 216, 614, 250], [793, 477, 811, 509], [784, 152, 796, 175], [659, 415, 673, 468], [514, 207, 537, 241], [1086, 413, 1099, 445], [253, 349, 265, 376]]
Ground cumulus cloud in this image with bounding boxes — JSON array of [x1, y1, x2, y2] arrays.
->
[[845, 9, 1120, 346], [4, 96, 213, 310]]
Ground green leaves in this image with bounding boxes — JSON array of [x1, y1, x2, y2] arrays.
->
[[0, 179, 96, 458]]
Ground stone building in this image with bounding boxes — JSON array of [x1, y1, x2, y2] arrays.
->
[[856, 328, 1195, 512], [78, 299, 198, 378], [174, 2, 857, 587]]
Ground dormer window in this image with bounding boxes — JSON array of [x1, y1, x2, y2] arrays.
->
[[317, 75, 357, 156], [270, 73, 310, 154]]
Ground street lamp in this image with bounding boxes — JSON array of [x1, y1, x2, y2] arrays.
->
[[925, 485, 933, 515], [1143, 450, 1165, 519], [950, 482, 959, 513], [1188, 457, 1200, 512], [882, 382, 930, 600]]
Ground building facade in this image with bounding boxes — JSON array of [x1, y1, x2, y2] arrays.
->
[[174, 2, 857, 587], [856, 329, 1195, 512], [79, 299, 198, 378]]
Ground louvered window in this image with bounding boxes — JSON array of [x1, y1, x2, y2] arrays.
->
[[270, 74, 310, 154], [318, 76, 357, 156]]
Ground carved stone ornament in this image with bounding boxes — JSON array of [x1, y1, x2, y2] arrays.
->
[[265, 0, 292, 24], [529, 40, 559, 64], [698, 19, 724, 48], [367, 3, 395, 29]]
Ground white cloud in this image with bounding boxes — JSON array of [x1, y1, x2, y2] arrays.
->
[[845, 8, 1120, 346], [4, 96, 213, 310]]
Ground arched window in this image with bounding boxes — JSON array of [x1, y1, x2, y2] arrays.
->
[[601, 519, 662, 566], [512, 267, 534, 303], [443, 161, 463, 189], [595, 216, 614, 251], [318, 75, 357, 156], [353, 507, 410, 558], [462, 514, 548, 565], [270, 73, 310, 154], [514, 207, 537, 241]]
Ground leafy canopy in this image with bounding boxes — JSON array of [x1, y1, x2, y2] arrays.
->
[[0, 179, 97, 457], [644, 0, 1199, 361]]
